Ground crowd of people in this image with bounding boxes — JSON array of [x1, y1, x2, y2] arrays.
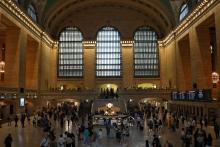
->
[[165, 111, 219, 147], [99, 88, 119, 99], [2, 102, 220, 147]]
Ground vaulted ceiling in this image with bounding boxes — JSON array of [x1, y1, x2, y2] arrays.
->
[[36, 0, 175, 39], [44, 0, 174, 12], [16, 0, 197, 40]]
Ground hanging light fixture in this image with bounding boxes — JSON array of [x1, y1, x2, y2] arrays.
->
[[0, 43, 5, 73], [0, 61, 5, 73], [212, 72, 219, 84]]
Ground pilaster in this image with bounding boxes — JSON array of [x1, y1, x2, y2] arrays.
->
[[83, 42, 96, 88], [189, 27, 211, 89], [121, 42, 133, 88], [18, 30, 27, 90]]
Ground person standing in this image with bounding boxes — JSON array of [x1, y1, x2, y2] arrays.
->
[[180, 128, 185, 147], [49, 136, 57, 147], [7, 116, 11, 126], [152, 135, 161, 147], [145, 140, 150, 147], [4, 134, 13, 147], [66, 133, 73, 147], [83, 128, 90, 145], [14, 115, 18, 127], [57, 134, 65, 147], [20, 113, 26, 128], [214, 122, 219, 139], [206, 133, 212, 147], [33, 116, 37, 127]]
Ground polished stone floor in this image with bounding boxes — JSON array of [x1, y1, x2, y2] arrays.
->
[[0, 119, 220, 147]]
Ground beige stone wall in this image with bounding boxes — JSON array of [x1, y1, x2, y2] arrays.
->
[[161, 2, 220, 97], [3, 29, 21, 88], [122, 46, 133, 88], [84, 46, 96, 89], [162, 41, 177, 89], [39, 43, 53, 90], [25, 37, 39, 90], [176, 35, 192, 90]]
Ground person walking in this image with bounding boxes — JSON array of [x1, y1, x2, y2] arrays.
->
[[40, 134, 50, 147], [4, 134, 13, 147]]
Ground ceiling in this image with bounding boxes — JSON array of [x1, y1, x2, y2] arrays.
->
[[44, 0, 174, 12], [37, 0, 176, 39]]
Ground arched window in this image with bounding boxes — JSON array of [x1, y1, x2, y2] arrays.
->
[[96, 26, 121, 77], [27, 4, 37, 22], [133, 26, 159, 77], [179, 3, 189, 21], [58, 27, 83, 77]]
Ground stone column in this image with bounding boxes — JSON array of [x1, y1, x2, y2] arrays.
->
[[176, 36, 192, 90], [25, 39, 39, 89], [83, 42, 96, 89], [165, 41, 177, 89], [48, 44, 57, 90], [18, 30, 27, 90], [159, 45, 166, 88], [189, 27, 212, 89]]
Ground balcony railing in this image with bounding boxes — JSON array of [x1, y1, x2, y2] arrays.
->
[[0, 87, 172, 100]]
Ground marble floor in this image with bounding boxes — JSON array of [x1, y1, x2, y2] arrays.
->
[[0, 119, 220, 147]]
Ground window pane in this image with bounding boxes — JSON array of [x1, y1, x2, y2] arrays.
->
[[134, 26, 159, 77], [58, 27, 83, 77], [28, 4, 37, 22], [96, 27, 121, 77]]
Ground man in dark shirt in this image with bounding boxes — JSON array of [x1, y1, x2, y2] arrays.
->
[[4, 134, 13, 147]]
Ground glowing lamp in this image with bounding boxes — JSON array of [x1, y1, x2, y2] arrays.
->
[[0, 61, 5, 73], [212, 72, 219, 84], [106, 103, 113, 108]]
